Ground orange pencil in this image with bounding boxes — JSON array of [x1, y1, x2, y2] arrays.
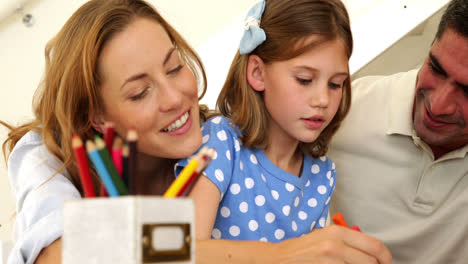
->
[[332, 212, 348, 228], [332, 212, 361, 231], [71, 135, 96, 197]]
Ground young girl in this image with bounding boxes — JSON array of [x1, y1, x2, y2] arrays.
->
[[1, 0, 208, 262], [181, 0, 351, 242], [179, 1, 389, 262]]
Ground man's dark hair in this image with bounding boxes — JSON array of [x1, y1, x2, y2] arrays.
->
[[435, 0, 468, 39]]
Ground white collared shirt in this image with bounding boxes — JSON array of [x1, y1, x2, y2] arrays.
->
[[329, 69, 468, 264], [7, 131, 80, 264]]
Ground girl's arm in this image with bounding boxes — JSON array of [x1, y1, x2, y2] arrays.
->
[[196, 226, 392, 264], [189, 176, 392, 264], [188, 175, 221, 239]]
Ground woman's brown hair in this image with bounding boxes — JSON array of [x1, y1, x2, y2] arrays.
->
[[217, 0, 353, 158], [1, 0, 208, 194]]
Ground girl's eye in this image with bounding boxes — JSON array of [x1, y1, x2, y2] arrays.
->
[[296, 77, 312, 85], [168, 64, 183, 74], [129, 88, 148, 101], [328, 82, 342, 89]]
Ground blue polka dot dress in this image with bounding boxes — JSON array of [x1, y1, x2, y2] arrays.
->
[[175, 116, 336, 242]]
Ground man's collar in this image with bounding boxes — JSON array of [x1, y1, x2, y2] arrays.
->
[[385, 69, 419, 137]]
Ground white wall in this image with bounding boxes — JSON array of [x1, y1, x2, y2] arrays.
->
[[0, 0, 449, 243]]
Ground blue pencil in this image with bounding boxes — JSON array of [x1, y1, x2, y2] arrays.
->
[[85, 140, 119, 197]]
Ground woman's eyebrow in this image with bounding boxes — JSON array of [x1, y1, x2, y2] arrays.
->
[[163, 47, 176, 66], [121, 47, 176, 90]]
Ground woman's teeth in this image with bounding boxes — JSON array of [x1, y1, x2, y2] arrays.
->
[[163, 112, 189, 132]]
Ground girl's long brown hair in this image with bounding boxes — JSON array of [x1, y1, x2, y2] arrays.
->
[[217, 0, 353, 158], [1, 0, 208, 195]]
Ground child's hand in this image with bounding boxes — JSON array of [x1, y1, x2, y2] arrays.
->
[[271, 225, 392, 264]]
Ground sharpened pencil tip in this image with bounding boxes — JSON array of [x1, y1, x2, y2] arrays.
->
[[127, 129, 138, 141]]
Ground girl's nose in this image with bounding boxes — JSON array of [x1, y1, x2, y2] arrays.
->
[[311, 83, 329, 108]]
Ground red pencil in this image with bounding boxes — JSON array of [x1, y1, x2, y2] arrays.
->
[[72, 134, 96, 197], [104, 122, 115, 153], [99, 185, 108, 197], [112, 137, 123, 177]]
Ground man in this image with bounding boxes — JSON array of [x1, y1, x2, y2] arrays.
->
[[328, 0, 468, 263]]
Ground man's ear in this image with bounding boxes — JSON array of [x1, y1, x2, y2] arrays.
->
[[246, 55, 265, 92], [91, 114, 106, 134]]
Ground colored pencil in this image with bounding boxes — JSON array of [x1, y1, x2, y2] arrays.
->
[[332, 212, 361, 231], [112, 137, 123, 177], [100, 184, 108, 197], [122, 143, 129, 188], [104, 122, 115, 153], [86, 140, 119, 197], [175, 153, 203, 197], [163, 152, 201, 198], [95, 135, 128, 195], [176, 147, 215, 197], [127, 129, 138, 195], [71, 135, 96, 197], [332, 212, 348, 228]]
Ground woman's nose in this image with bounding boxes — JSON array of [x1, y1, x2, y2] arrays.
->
[[158, 83, 183, 112]]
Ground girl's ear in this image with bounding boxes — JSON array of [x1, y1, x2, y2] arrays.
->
[[91, 114, 106, 134], [246, 55, 265, 92]]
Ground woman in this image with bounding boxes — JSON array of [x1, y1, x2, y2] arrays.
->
[[1, 0, 208, 262]]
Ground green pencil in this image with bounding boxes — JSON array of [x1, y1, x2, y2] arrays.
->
[[95, 135, 129, 195]]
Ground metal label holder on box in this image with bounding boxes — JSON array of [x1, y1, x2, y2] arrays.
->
[[62, 197, 195, 264]]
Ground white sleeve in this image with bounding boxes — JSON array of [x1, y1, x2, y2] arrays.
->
[[7, 132, 81, 264]]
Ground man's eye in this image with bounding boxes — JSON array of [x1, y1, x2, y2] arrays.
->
[[430, 63, 444, 75]]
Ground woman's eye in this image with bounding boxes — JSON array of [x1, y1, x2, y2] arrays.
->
[[296, 77, 312, 85], [168, 64, 183, 74], [129, 88, 148, 101]]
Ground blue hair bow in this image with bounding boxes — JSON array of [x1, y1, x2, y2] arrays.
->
[[239, 0, 266, 55]]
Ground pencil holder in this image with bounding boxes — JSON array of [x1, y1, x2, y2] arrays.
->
[[62, 196, 195, 264]]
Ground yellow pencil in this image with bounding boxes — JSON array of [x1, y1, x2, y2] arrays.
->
[[163, 156, 200, 198]]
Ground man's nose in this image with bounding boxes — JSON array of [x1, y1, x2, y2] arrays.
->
[[429, 81, 457, 116]]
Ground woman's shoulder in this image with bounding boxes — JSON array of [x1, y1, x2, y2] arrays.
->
[[8, 130, 70, 190], [9, 130, 45, 163]]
